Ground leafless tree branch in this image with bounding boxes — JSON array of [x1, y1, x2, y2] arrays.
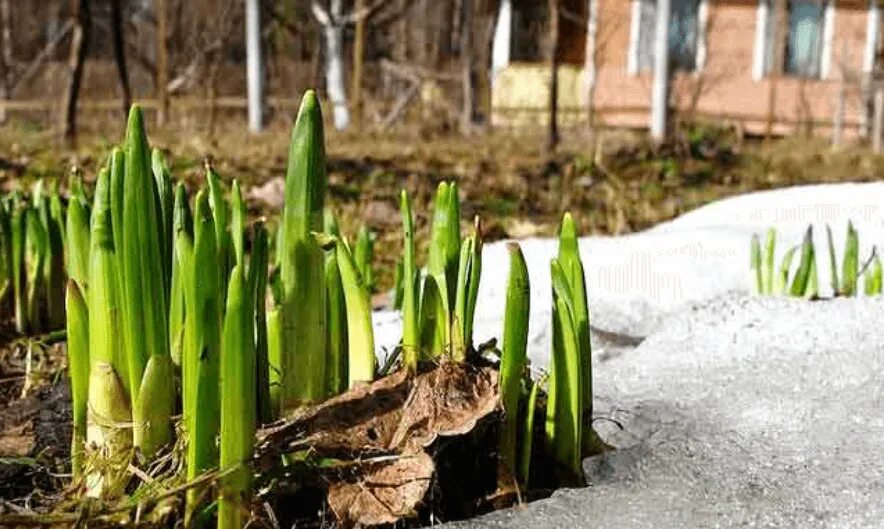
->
[[11, 21, 74, 96]]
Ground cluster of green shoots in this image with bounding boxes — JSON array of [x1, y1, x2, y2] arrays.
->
[[57, 91, 602, 526], [751, 223, 882, 297], [61, 103, 279, 526], [497, 214, 607, 486], [0, 181, 69, 334]]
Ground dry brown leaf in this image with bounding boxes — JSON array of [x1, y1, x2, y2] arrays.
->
[[256, 362, 500, 526]]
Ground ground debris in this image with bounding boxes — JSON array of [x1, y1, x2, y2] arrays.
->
[[256, 362, 500, 527]]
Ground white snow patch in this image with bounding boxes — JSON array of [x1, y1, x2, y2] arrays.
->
[[374, 183, 884, 366]]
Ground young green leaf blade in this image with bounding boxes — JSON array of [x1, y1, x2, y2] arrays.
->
[[424, 182, 457, 357], [445, 182, 462, 296], [65, 186, 91, 293], [280, 91, 328, 407], [325, 250, 348, 397], [151, 148, 174, 294], [464, 219, 483, 351], [183, 190, 222, 517], [519, 376, 540, 487], [323, 208, 341, 237], [789, 227, 814, 297], [0, 198, 11, 306], [499, 242, 530, 481], [354, 225, 374, 297], [865, 252, 882, 296], [547, 258, 583, 479], [826, 224, 839, 296], [44, 188, 66, 329], [230, 180, 246, 267], [805, 249, 819, 299], [335, 238, 376, 388], [169, 184, 192, 367], [10, 199, 28, 333], [248, 222, 273, 423], [218, 265, 256, 529], [452, 236, 475, 360], [109, 148, 125, 284], [776, 245, 798, 295], [206, 163, 232, 284], [88, 169, 127, 390], [750, 233, 763, 295], [266, 308, 282, 418], [392, 258, 405, 310], [65, 280, 89, 477], [26, 201, 48, 331], [418, 273, 444, 358], [841, 221, 858, 297], [399, 190, 419, 370], [557, 213, 597, 456]]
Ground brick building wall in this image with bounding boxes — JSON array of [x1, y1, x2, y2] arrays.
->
[[597, 0, 875, 135], [493, 0, 878, 137]]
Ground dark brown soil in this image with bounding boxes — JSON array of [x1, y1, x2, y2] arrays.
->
[[0, 324, 73, 513]]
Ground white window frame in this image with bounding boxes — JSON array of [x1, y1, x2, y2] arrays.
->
[[627, 0, 709, 76], [752, 0, 836, 81]]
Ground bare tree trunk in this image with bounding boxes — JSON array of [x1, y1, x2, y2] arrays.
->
[[110, 0, 131, 115], [547, 0, 560, 152], [0, 0, 11, 124], [491, 0, 512, 86], [395, 0, 408, 62], [419, 0, 431, 64], [324, 23, 348, 129], [430, 0, 445, 67], [650, 0, 670, 143], [452, 0, 463, 54], [156, 0, 169, 125], [460, 0, 476, 135], [585, 0, 599, 135], [246, 0, 264, 132], [312, 0, 350, 130], [765, 0, 787, 140], [832, 61, 845, 147], [832, 83, 845, 147], [206, 49, 223, 138], [476, 0, 495, 123], [62, 0, 92, 143], [874, 87, 884, 153], [311, 30, 323, 90], [350, 0, 365, 130]]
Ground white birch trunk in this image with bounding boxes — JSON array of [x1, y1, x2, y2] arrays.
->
[[650, 0, 670, 142], [314, 0, 350, 130], [324, 23, 349, 130], [491, 0, 512, 87], [245, 0, 264, 132]]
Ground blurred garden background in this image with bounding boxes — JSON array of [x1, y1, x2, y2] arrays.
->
[[2, 0, 884, 290]]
